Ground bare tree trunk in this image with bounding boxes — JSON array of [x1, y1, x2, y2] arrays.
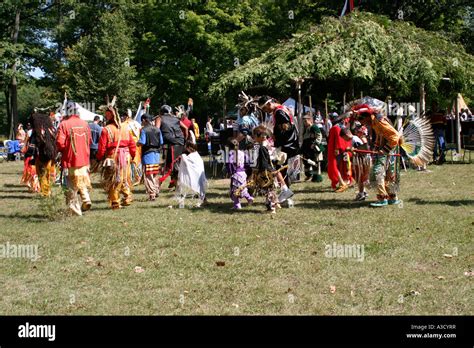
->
[[57, 0, 62, 60], [5, 89, 12, 137], [349, 79, 354, 99], [9, 8, 21, 139]]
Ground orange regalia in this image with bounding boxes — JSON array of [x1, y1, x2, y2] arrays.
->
[[122, 116, 142, 185], [97, 114, 137, 209], [368, 113, 401, 203], [56, 110, 92, 216], [350, 96, 434, 207]]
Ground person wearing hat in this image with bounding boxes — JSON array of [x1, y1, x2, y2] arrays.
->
[[301, 113, 324, 182], [258, 95, 298, 205], [158, 104, 188, 189], [97, 105, 137, 209], [56, 101, 92, 215], [138, 114, 163, 201], [353, 106, 401, 207]]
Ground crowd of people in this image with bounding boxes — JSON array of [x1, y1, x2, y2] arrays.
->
[[12, 93, 437, 215]]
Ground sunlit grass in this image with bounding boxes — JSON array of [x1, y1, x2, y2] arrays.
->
[[0, 160, 472, 315]]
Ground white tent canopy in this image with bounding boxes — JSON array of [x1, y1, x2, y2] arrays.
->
[[61, 101, 103, 122]]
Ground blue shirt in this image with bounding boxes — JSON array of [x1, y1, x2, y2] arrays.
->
[[89, 122, 102, 150], [138, 127, 163, 165]]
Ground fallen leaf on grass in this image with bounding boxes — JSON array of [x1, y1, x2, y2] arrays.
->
[[216, 261, 225, 267], [443, 254, 453, 258], [330, 285, 336, 294], [464, 271, 474, 277], [85, 257, 95, 264], [437, 276, 445, 280], [134, 266, 144, 273], [232, 303, 239, 308]]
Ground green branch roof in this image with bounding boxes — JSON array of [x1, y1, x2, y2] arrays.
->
[[208, 12, 474, 98]]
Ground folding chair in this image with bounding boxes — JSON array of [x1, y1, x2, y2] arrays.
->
[[462, 136, 474, 163], [445, 143, 458, 164]]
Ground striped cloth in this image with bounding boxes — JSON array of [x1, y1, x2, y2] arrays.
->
[[145, 164, 160, 175]]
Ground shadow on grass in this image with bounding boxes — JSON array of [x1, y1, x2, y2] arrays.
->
[[0, 194, 36, 200], [91, 182, 103, 189], [0, 188, 31, 193], [0, 212, 49, 222], [197, 197, 368, 215], [407, 198, 474, 206], [3, 183, 25, 188], [293, 188, 337, 194], [195, 202, 264, 214], [290, 200, 368, 210]]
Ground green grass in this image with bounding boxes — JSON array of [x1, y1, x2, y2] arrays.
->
[[0, 160, 472, 315]]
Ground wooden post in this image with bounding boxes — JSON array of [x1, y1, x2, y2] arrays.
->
[[455, 93, 461, 153], [343, 92, 346, 110], [308, 95, 313, 117], [223, 97, 226, 119], [419, 84, 425, 118], [8, 8, 21, 139], [325, 96, 329, 131], [296, 78, 304, 145], [450, 104, 455, 144], [419, 83, 426, 169]]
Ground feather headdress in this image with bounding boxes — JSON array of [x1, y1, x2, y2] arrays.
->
[[400, 116, 434, 166], [348, 96, 434, 166]]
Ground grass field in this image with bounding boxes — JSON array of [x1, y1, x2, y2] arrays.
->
[[0, 160, 472, 315]]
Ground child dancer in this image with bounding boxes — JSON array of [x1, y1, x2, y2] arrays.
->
[[177, 141, 208, 207], [227, 138, 254, 209], [341, 125, 371, 201], [250, 125, 280, 213], [353, 123, 371, 201]]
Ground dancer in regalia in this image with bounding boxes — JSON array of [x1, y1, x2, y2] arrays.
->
[[97, 105, 136, 209], [349, 97, 434, 207]]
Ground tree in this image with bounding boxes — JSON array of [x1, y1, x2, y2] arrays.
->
[[0, 0, 57, 137], [358, 0, 473, 53], [61, 9, 147, 111], [208, 12, 474, 107]]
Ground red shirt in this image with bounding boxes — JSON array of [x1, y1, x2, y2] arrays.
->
[[96, 123, 136, 161], [56, 115, 91, 168], [181, 117, 192, 130]]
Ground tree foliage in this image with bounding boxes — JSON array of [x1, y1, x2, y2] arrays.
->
[[0, 1, 473, 136], [208, 12, 474, 104], [62, 9, 147, 109]]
